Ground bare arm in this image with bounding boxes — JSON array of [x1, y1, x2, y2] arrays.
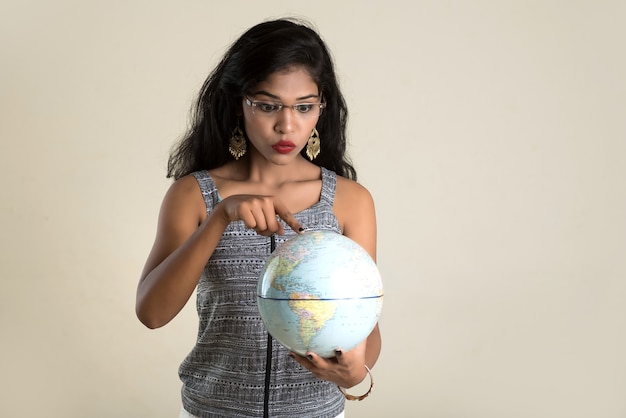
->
[[136, 176, 304, 329], [339, 179, 381, 372], [136, 176, 228, 328]]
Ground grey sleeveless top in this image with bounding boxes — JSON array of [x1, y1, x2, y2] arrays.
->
[[179, 167, 345, 417]]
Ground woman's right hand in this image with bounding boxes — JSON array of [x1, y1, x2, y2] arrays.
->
[[216, 194, 304, 236], [136, 183, 305, 329]]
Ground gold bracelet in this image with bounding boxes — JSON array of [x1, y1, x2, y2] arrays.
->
[[337, 365, 374, 401]]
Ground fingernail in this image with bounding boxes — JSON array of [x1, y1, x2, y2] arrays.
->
[[306, 354, 313, 361], [335, 350, 342, 357], [298, 227, 305, 232]]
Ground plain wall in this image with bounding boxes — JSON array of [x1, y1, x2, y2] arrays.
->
[[1, 1, 625, 417]]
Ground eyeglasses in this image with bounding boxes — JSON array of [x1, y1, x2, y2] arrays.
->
[[244, 96, 325, 119]]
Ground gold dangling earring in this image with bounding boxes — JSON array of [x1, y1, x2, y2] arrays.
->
[[229, 125, 246, 160], [306, 128, 320, 160]]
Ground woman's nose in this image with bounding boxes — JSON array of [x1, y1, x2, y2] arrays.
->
[[275, 107, 295, 133]]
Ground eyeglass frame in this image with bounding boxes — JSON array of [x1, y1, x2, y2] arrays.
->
[[243, 96, 326, 118]]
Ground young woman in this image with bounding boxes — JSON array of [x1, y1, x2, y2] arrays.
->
[[136, 18, 381, 417]]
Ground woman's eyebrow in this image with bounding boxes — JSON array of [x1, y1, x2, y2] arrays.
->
[[250, 90, 320, 101]]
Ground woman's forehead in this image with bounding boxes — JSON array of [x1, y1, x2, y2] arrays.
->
[[250, 68, 320, 99]]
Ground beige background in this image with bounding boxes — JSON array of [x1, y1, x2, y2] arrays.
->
[[1, 1, 625, 417]]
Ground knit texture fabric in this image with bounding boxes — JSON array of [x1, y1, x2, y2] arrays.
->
[[179, 167, 345, 417]]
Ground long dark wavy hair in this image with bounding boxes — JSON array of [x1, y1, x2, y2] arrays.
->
[[167, 18, 357, 181]]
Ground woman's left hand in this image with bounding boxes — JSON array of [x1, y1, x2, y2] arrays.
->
[[289, 340, 369, 388]]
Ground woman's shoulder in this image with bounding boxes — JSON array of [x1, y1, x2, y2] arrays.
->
[[160, 174, 206, 220], [334, 174, 374, 205], [168, 173, 204, 195], [333, 174, 377, 257], [334, 175, 375, 222]]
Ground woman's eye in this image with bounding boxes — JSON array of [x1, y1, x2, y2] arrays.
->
[[294, 104, 314, 113], [257, 103, 279, 113]]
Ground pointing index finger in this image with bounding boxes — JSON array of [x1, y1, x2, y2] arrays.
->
[[273, 200, 305, 234]]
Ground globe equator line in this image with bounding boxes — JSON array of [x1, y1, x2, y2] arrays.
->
[[257, 295, 383, 301]]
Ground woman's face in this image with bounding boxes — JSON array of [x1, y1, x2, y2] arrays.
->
[[242, 67, 322, 164]]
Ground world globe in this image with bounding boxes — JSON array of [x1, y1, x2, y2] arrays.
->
[[257, 230, 383, 358]]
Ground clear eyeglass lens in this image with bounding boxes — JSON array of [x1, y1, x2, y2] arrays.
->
[[246, 98, 324, 118]]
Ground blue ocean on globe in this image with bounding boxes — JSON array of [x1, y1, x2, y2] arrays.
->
[[257, 230, 383, 358]]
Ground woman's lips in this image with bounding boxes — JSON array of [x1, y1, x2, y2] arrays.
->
[[272, 140, 296, 154]]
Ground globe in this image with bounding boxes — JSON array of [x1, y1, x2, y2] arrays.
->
[[257, 230, 383, 358]]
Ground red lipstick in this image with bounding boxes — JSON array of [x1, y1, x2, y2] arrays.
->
[[272, 140, 296, 154]]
